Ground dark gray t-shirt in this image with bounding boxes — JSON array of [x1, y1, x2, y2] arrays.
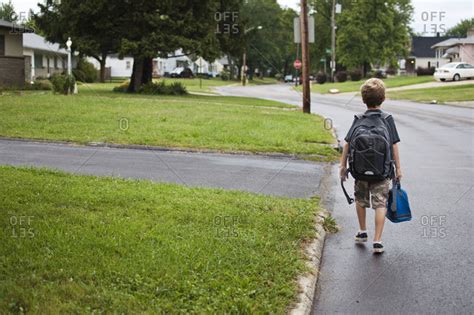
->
[[344, 109, 400, 144]]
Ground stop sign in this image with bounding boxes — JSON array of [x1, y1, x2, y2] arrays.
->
[[293, 59, 302, 70]]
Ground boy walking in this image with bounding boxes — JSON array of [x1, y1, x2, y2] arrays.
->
[[340, 78, 402, 254]]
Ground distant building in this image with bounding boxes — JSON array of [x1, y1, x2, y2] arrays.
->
[[0, 19, 74, 85], [88, 50, 229, 79], [431, 28, 474, 65], [400, 35, 452, 74], [0, 20, 26, 87], [23, 33, 69, 81]]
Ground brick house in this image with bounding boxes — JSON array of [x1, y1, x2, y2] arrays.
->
[[0, 19, 26, 87]]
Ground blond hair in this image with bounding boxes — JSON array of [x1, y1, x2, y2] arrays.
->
[[360, 78, 385, 107]]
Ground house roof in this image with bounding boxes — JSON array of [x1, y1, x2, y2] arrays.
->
[[0, 19, 34, 32], [23, 33, 68, 55], [431, 36, 474, 48], [410, 36, 454, 58]]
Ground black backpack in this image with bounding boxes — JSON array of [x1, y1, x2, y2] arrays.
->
[[348, 111, 394, 182]]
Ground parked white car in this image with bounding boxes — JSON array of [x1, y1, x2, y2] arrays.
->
[[434, 62, 474, 81]]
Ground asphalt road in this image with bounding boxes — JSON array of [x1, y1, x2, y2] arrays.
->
[[217, 84, 474, 314], [0, 139, 327, 199]]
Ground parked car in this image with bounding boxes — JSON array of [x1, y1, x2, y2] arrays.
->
[[284, 74, 294, 82], [434, 62, 474, 81], [169, 67, 194, 78], [170, 67, 184, 78]]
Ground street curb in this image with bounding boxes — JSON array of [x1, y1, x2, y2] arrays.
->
[[289, 209, 329, 315], [0, 136, 335, 161]]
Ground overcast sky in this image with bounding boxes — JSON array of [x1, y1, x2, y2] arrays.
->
[[9, 0, 474, 36]]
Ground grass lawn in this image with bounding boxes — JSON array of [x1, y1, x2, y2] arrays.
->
[[0, 166, 319, 313], [304, 76, 434, 94], [0, 84, 337, 161], [386, 84, 474, 104]]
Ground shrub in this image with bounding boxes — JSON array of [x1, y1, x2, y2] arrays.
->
[[274, 73, 283, 81], [315, 72, 327, 84], [335, 71, 348, 82], [139, 81, 168, 94], [117, 80, 188, 95], [416, 66, 435, 76], [220, 69, 230, 81], [51, 74, 75, 95], [349, 69, 362, 81], [113, 80, 130, 93], [168, 82, 187, 95], [73, 59, 98, 83], [31, 79, 52, 90]]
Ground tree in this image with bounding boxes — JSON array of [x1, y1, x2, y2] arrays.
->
[[35, 0, 123, 82], [334, 0, 412, 74], [119, 0, 231, 92], [236, 0, 296, 78], [0, 0, 17, 22], [446, 18, 474, 37]]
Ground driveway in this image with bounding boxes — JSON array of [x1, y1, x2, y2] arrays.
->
[[217, 84, 474, 313]]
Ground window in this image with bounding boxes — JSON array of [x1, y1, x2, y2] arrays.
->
[[34, 53, 43, 68], [463, 63, 474, 69], [126, 61, 131, 70], [0, 35, 4, 56], [456, 64, 463, 69]]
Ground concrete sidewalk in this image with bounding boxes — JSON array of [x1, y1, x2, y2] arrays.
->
[[0, 139, 327, 198]]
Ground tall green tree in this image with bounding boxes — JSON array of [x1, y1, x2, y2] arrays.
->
[[35, 0, 124, 82], [336, 0, 412, 74], [237, 0, 296, 78], [119, 0, 233, 92], [446, 18, 474, 37], [0, 0, 17, 22]]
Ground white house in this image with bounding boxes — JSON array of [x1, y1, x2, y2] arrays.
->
[[431, 29, 474, 65], [399, 35, 452, 74], [23, 33, 69, 81], [88, 49, 228, 78]]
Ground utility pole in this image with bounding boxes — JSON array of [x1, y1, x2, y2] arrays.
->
[[241, 26, 263, 86], [300, 0, 311, 113], [330, 0, 336, 82], [241, 48, 247, 86]]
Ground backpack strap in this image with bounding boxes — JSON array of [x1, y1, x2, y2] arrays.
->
[[341, 179, 354, 204], [380, 112, 392, 120]]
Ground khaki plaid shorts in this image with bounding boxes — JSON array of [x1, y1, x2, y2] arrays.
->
[[354, 179, 390, 209]]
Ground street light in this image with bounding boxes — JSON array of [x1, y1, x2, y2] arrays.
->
[[241, 25, 263, 86], [66, 37, 72, 76]]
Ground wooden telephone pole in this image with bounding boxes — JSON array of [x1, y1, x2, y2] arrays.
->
[[300, 0, 311, 113]]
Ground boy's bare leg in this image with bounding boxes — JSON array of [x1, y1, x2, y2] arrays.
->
[[374, 207, 387, 242], [356, 202, 367, 231]]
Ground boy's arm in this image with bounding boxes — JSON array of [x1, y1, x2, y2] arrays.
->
[[339, 142, 349, 180], [392, 143, 402, 180]]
